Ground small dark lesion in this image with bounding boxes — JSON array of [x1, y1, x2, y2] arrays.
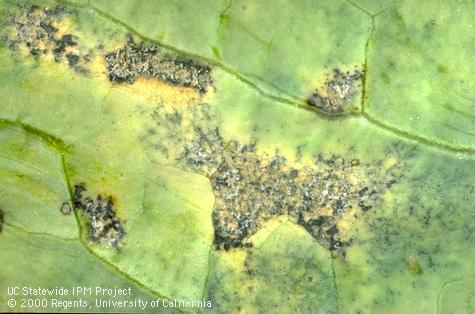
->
[[72, 184, 125, 249], [298, 215, 345, 251], [307, 67, 363, 115], [60, 202, 72, 215], [0, 208, 5, 233], [53, 34, 77, 61], [105, 35, 213, 93]]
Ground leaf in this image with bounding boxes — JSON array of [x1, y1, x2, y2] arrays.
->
[[0, 0, 474, 313]]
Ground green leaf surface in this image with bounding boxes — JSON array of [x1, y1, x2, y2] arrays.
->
[[365, 0, 475, 150], [0, 226, 177, 313], [0, 123, 75, 239]]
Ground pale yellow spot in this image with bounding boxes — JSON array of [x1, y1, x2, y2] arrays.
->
[[384, 157, 398, 169], [248, 215, 288, 248]]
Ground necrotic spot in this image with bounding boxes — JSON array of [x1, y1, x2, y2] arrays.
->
[[105, 35, 212, 93]]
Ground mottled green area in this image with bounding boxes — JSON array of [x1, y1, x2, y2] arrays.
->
[[365, 0, 475, 150], [335, 148, 475, 313], [438, 277, 475, 313], [206, 222, 337, 313], [0, 0, 474, 313]]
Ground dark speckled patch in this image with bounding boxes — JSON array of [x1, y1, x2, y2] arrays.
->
[[307, 67, 363, 115], [4, 4, 90, 72], [142, 102, 405, 252], [105, 35, 212, 93], [72, 183, 125, 249]]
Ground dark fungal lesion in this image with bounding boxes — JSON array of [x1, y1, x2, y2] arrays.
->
[[72, 184, 125, 249], [210, 143, 399, 251], [143, 102, 224, 176], [307, 67, 363, 115], [3, 5, 212, 90], [3, 4, 90, 72], [143, 103, 404, 252], [105, 35, 213, 93]]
